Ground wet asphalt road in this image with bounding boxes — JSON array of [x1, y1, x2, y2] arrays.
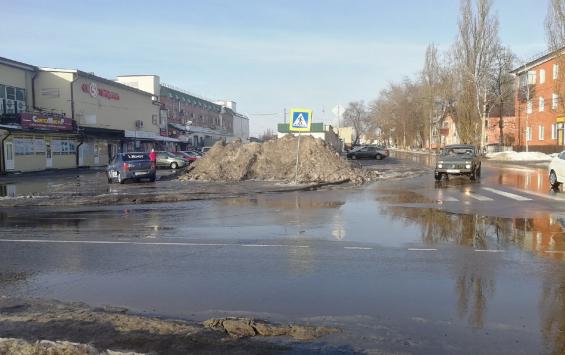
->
[[0, 153, 564, 354]]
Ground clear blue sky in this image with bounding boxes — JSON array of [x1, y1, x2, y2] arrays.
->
[[3, 0, 548, 136]]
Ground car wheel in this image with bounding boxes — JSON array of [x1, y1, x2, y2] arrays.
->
[[170, 162, 179, 169], [149, 175, 156, 182], [550, 170, 560, 189], [117, 173, 125, 184], [375, 154, 383, 160]]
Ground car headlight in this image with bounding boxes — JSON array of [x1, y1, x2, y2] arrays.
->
[[437, 164, 443, 168], [466, 164, 471, 169]]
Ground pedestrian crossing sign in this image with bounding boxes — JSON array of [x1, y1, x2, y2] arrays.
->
[[289, 108, 312, 132]]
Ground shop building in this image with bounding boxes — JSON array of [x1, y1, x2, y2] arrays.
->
[[0, 57, 79, 173], [35, 69, 167, 167], [116, 76, 250, 148]]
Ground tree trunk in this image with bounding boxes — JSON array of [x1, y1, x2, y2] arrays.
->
[[498, 101, 504, 146]]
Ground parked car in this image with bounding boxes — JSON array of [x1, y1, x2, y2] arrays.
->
[[434, 144, 481, 181], [156, 151, 188, 169], [346, 145, 389, 160], [174, 151, 202, 164], [107, 152, 156, 184], [549, 151, 565, 190], [201, 146, 213, 154]]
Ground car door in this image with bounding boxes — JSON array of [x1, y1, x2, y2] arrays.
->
[[357, 147, 367, 158]]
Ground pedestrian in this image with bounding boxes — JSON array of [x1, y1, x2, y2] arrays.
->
[[149, 148, 156, 163]]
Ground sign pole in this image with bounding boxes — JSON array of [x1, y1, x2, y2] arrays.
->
[[294, 133, 300, 184]]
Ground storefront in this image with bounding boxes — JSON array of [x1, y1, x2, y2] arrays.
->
[[35, 69, 162, 166], [1, 112, 78, 173], [557, 117, 565, 146]]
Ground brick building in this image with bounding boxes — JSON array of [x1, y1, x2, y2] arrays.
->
[[512, 48, 565, 152]]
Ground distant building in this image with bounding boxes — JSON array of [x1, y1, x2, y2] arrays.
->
[[337, 127, 354, 149], [116, 77, 249, 148], [434, 115, 459, 148], [511, 47, 565, 153]]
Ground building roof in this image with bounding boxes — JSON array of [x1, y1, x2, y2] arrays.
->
[[511, 46, 565, 74], [160, 84, 222, 113], [0, 56, 37, 72], [40, 68, 153, 97]]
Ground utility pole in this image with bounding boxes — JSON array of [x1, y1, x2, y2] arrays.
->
[[283, 108, 287, 125], [480, 87, 487, 153], [525, 77, 530, 153], [429, 103, 433, 153]]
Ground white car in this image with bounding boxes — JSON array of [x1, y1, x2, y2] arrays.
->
[[549, 151, 565, 190]]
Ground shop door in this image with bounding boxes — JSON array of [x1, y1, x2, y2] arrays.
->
[[94, 143, 100, 165], [4, 141, 14, 170], [45, 139, 53, 168], [78, 144, 86, 166]]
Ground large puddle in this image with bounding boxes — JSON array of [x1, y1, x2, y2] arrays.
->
[[0, 162, 563, 354]]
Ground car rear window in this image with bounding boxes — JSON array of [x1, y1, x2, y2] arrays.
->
[[123, 153, 149, 161]]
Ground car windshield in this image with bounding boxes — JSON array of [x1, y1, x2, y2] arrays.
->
[[442, 147, 473, 156]]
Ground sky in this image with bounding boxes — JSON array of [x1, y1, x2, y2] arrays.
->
[[2, 0, 549, 136]]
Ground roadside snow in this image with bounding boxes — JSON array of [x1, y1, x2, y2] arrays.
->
[[486, 151, 552, 161]]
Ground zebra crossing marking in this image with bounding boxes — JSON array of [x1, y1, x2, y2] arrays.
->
[[481, 187, 532, 201]]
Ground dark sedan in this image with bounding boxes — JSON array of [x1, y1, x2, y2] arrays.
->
[[347, 145, 389, 160], [107, 153, 156, 184]]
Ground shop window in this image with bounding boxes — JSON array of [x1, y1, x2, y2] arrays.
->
[[5, 86, 15, 100], [15, 88, 25, 101]]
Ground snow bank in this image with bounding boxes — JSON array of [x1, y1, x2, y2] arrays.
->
[[486, 151, 552, 161]]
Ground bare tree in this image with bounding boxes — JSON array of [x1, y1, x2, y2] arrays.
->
[[546, 0, 565, 50], [422, 43, 440, 150], [342, 101, 371, 146], [260, 129, 276, 141], [488, 44, 516, 146], [454, 0, 499, 145]]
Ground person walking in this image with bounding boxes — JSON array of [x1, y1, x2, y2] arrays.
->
[[149, 148, 156, 164]]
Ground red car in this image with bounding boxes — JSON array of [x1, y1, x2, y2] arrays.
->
[[174, 151, 202, 163]]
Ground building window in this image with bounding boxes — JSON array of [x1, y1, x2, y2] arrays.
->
[[540, 69, 545, 84], [526, 127, 532, 141], [553, 63, 559, 80], [15, 88, 25, 101], [0, 84, 4, 99], [553, 93, 559, 111], [527, 99, 533, 114], [528, 70, 536, 84], [539, 97, 545, 112], [5, 86, 15, 100], [552, 124, 557, 139], [539, 125, 544, 140]]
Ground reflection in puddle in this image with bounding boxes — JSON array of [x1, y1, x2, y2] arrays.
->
[[223, 194, 345, 209], [380, 206, 565, 259]]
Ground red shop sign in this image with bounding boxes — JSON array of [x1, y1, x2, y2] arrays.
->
[[81, 82, 120, 100], [20, 112, 74, 131]]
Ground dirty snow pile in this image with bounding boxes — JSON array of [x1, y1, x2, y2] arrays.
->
[[0, 338, 140, 355], [486, 151, 552, 161], [182, 135, 369, 183]]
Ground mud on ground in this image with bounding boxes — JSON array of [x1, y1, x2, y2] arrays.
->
[[0, 297, 339, 355]]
